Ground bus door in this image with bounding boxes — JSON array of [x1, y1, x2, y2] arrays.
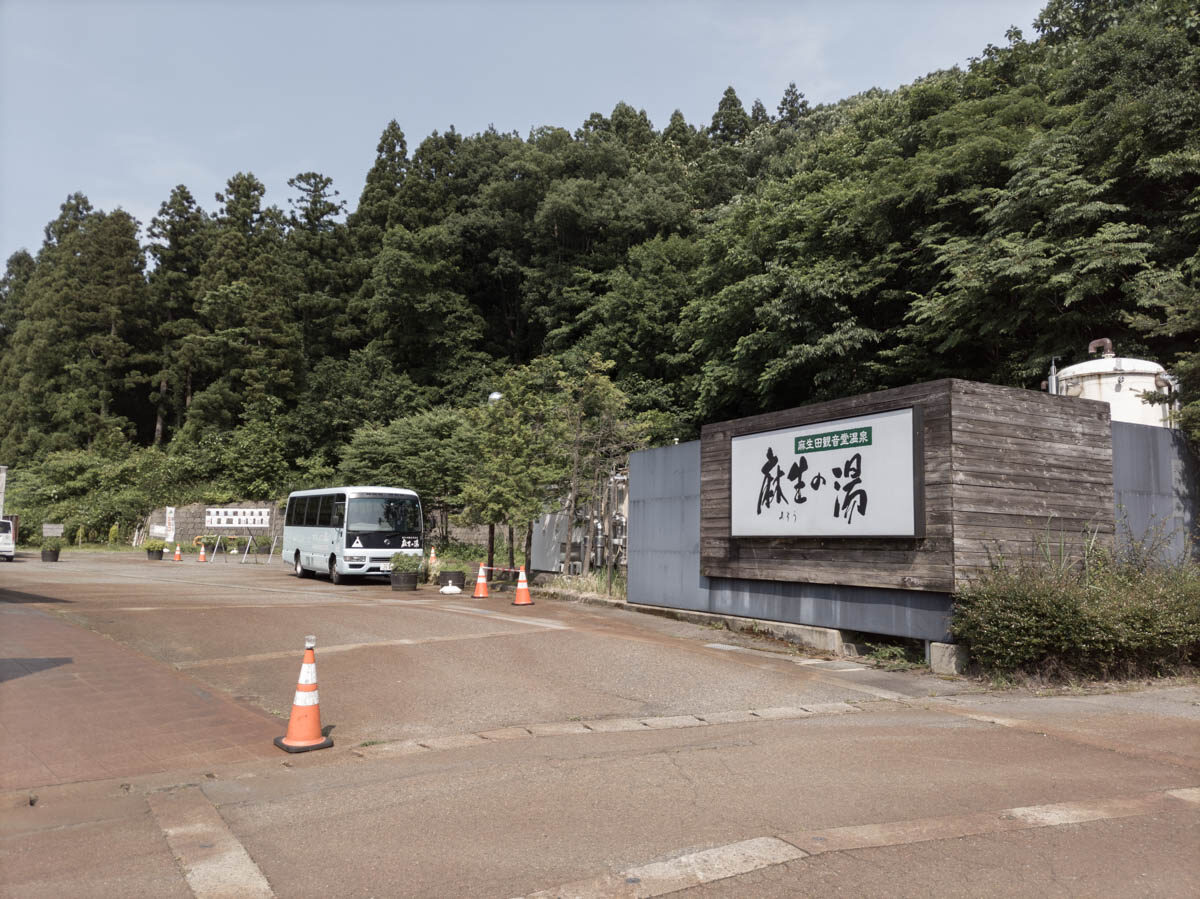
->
[[313, 493, 346, 561]]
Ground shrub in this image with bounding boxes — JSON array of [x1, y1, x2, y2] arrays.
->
[[389, 552, 424, 573], [144, 538, 166, 552], [951, 549, 1200, 679]]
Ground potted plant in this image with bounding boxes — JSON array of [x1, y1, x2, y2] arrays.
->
[[389, 552, 423, 591], [41, 537, 62, 563], [144, 538, 166, 561]]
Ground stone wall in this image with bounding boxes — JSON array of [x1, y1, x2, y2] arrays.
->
[[144, 501, 283, 549]]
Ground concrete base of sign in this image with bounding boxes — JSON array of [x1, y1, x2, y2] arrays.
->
[[628, 602, 850, 654], [926, 641, 968, 675]]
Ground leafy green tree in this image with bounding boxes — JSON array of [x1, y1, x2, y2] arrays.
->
[[285, 345, 425, 458], [551, 353, 645, 574], [458, 358, 568, 566], [0, 200, 153, 459], [339, 407, 471, 541], [183, 173, 302, 437], [709, 86, 751, 143], [776, 82, 809, 125], [749, 98, 770, 128], [905, 133, 1157, 383], [286, 171, 352, 364], [147, 185, 210, 444], [0, 249, 35, 351], [362, 223, 490, 399]]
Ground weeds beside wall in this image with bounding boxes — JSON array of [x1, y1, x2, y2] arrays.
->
[[951, 535, 1200, 679]]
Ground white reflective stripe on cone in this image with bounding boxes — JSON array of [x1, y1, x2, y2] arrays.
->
[[299, 663, 317, 685], [292, 690, 320, 706]]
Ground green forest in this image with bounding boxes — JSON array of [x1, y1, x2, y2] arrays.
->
[[1, 0, 1198, 542]]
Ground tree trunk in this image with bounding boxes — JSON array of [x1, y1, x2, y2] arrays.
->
[[507, 524, 515, 574], [153, 373, 168, 446], [487, 522, 495, 577], [563, 483, 579, 575], [524, 521, 533, 575]]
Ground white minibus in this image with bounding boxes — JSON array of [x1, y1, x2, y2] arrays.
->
[[0, 519, 13, 561], [282, 486, 422, 584]]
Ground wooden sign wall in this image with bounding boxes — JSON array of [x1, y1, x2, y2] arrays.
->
[[700, 379, 1114, 593]]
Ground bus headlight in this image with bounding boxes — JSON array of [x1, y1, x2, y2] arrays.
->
[[343, 554, 366, 563]]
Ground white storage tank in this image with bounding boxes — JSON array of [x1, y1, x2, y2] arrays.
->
[[1049, 338, 1178, 428]]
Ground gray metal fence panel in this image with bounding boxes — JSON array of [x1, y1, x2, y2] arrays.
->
[[1112, 422, 1198, 562], [628, 442, 707, 611]]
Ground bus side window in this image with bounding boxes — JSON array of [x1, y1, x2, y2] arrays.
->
[[316, 495, 332, 528], [303, 497, 320, 527], [331, 495, 345, 528], [285, 499, 297, 527]]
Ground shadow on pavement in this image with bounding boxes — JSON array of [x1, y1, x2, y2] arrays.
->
[[0, 588, 72, 604], [0, 657, 73, 683]]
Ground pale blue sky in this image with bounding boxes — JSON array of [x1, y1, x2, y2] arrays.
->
[[1, 0, 1047, 261]]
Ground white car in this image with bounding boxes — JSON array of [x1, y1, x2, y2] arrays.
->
[[0, 519, 14, 561]]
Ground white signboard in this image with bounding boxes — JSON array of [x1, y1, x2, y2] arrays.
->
[[42, 523, 65, 537], [205, 508, 271, 529], [165, 507, 176, 543], [149, 524, 167, 538], [730, 407, 922, 538]]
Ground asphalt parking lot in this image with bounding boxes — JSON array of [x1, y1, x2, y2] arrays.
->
[[2, 552, 1199, 897]]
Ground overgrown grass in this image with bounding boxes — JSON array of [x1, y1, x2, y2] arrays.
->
[[547, 568, 627, 601], [951, 539, 1200, 679], [863, 640, 926, 670], [430, 537, 526, 577]]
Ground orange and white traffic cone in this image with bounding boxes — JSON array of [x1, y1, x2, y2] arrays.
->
[[173, 544, 182, 562], [274, 635, 333, 753], [472, 563, 489, 598], [429, 546, 438, 567], [512, 565, 534, 606], [198, 544, 207, 563]]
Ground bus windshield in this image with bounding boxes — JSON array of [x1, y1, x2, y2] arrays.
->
[[345, 496, 421, 549]]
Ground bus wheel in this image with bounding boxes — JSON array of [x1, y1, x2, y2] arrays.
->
[[294, 552, 311, 578], [328, 556, 344, 585]]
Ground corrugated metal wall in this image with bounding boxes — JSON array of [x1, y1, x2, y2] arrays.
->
[[1112, 422, 1198, 562]]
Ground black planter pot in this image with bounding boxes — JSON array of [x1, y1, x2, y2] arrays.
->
[[147, 549, 164, 561], [41, 548, 60, 562], [438, 570, 466, 588], [390, 571, 419, 591]]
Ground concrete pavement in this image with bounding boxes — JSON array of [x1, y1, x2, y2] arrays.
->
[[2, 553, 1198, 897]]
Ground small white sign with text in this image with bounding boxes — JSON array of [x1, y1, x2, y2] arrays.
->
[[205, 508, 272, 529]]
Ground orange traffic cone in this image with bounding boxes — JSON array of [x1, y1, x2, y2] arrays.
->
[[512, 565, 534, 606], [472, 563, 489, 598], [429, 546, 438, 567], [274, 635, 333, 753], [173, 544, 182, 562], [198, 544, 207, 563]]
